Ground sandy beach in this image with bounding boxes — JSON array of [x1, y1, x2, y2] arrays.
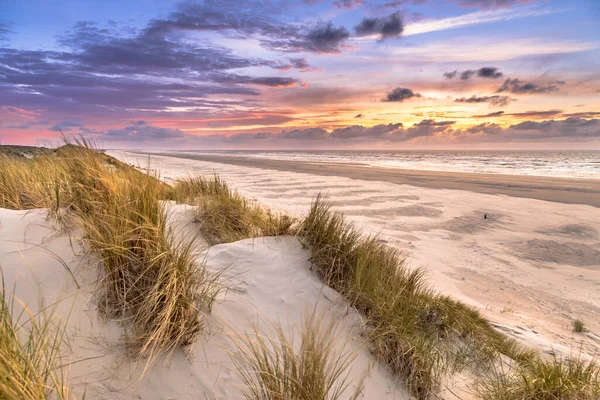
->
[[111, 150, 600, 361], [145, 152, 600, 207], [2, 148, 599, 399]]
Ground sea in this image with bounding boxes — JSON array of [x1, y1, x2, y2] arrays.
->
[[160, 150, 600, 180]]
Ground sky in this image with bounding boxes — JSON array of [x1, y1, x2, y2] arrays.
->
[[1, 0, 599, 150]]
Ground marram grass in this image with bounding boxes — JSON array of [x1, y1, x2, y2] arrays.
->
[[231, 313, 363, 400], [172, 175, 294, 244], [298, 194, 540, 399], [476, 354, 600, 400], [0, 141, 221, 366], [0, 272, 73, 400]]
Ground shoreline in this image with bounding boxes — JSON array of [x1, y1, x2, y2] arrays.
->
[[144, 152, 600, 207]]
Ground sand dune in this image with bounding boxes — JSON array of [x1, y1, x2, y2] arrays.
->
[[109, 150, 600, 361], [0, 205, 407, 399]]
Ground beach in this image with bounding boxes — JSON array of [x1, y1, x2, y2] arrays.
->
[[2, 147, 599, 399], [111, 150, 600, 360], [146, 152, 600, 207]]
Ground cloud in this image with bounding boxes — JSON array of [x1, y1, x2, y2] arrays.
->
[[403, 5, 555, 37], [497, 78, 560, 94], [443, 71, 458, 79], [279, 127, 329, 140], [267, 22, 350, 54], [355, 12, 404, 40], [507, 110, 563, 118], [461, 70, 476, 80], [211, 73, 299, 87], [387, 0, 538, 6], [449, 0, 539, 9], [304, 23, 350, 53], [564, 111, 600, 119], [50, 120, 86, 132], [471, 111, 505, 118], [444, 67, 504, 80], [477, 67, 503, 78], [454, 95, 512, 107], [355, 113, 364, 118], [0, 22, 12, 41], [57, 116, 600, 148], [332, 0, 365, 9], [330, 123, 403, 138], [103, 121, 187, 141], [382, 87, 422, 102]]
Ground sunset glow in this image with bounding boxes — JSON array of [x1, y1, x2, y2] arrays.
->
[[1, 0, 599, 149]]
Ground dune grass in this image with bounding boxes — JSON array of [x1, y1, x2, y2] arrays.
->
[[0, 273, 72, 400], [298, 194, 538, 399], [573, 319, 586, 333], [477, 354, 600, 400], [0, 142, 220, 364], [231, 313, 362, 400], [172, 175, 294, 244]]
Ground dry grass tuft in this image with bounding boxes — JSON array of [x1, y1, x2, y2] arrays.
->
[[298, 194, 538, 399], [477, 354, 600, 400], [573, 319, 586, 333], [172, 175, 294, 244], [0, 141, 221, 364], [0, 272, 73, 399], [231, 313, 363, 400]]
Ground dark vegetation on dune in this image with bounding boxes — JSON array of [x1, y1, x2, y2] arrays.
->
[[0, 143, 598, 399]]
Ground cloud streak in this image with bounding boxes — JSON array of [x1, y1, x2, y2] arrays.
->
[[403, 5, 558, 37]]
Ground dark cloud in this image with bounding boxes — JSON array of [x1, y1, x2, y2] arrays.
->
[[382, 87, 422, 102], [461, 70, 476, 80], [444, 67, 503, 80], [304, 23, 350, 53], [266, 22, 350, 53], [355, 12, 404, 40], [564, 111, 600, 119], [290, 58, 310, 69], [355, 113, 364, 118], [332, 0, 365, 9], [471, 111, 505, 118], [477, 67, 503, 79], [61, 116, 600, 147], [497, 78, 560, 94], [508, 110, 563, 118], [507, 117, 600, 139], [443, 70, 457, 79], [413, 119, 455, 126], [0, 11, 308, 120], [330, 123, 403, 139], [211, 73, 299, 87], [454, 95, 512, 107], [279, 127, 329, 140]]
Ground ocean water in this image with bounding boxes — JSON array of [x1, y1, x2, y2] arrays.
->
[[163, 150, 600, 180]]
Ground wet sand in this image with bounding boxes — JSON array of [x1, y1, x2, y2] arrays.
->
[[146, 153, 600, 207]]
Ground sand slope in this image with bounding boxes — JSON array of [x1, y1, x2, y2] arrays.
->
[[108, 150, 600, 360], [0, 206, 406, 399]]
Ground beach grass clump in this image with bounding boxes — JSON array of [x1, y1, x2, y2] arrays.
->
[[54, 142, 220, 360], [0, 274, 72, 400], [298, 195, 537, 399], [573, 319, 586, 333], [172, 175, 294, 244], [231, 314, 362, 400], [0, 141, 220, 363], [477, 354, 600, 400], [0, 153, 70, 213]]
